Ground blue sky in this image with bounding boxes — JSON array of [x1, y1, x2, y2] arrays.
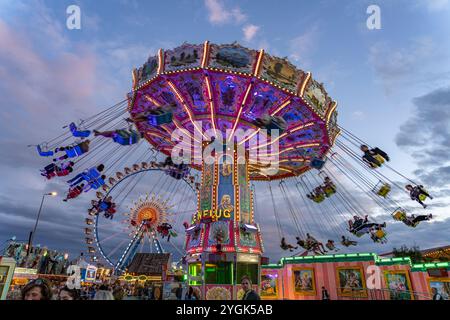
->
[[0, 0, 449, 263]]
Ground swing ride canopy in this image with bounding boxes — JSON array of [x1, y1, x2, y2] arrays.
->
[[128, 42, 340, 180], [33, 41, 434, 269]]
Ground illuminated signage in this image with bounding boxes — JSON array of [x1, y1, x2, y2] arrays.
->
[[120, 273, 162, 282], [14, 268, 38, 275], [237, 253, 260, 263], [83, 265, 97, 282], [192, 209, 231, 223]]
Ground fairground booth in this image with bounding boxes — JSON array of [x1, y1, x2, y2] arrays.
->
[[2, 241, 70, 288], [260, 252, 450, 300], [0, 257, 16, 300]]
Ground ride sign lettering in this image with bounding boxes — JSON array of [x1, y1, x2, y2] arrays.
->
[[192, 209, 231, 224]]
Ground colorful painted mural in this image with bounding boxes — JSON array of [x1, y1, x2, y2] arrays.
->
[[293, 268, 316, 295], [384, 270, 413, 300]]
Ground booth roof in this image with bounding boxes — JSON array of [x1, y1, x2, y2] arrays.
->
[[261, 252, 450, 272]]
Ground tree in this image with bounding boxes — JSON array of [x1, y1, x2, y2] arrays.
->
[[392, 245, 424, 264]]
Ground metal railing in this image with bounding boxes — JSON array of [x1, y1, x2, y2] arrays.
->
[[335, 287, 433, 300]]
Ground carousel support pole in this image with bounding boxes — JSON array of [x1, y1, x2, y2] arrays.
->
[[201, 253, 206, 299]]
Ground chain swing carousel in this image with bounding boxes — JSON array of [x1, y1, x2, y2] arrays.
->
[[34, 42, 435, 300]]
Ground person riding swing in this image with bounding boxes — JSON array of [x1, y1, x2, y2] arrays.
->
[[360, 145, 389, 168], [405, 184, 433, 209], [280, 237, 298, 252]]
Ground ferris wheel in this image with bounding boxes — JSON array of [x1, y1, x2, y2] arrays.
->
[[83, 163, 198, 272]]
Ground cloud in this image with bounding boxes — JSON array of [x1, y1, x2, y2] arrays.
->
[[242, 24, 259, 42], [395, 86, 450, 171], [351, 111, 366, 120], [421, 0, 450, 11], [204, 0, 246, 25], [288, 26, 319, 68], [368, 37, 450, 93], [395, 86, 450, 218]]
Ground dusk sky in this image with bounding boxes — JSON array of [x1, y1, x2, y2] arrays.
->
[[0, 0, 449, 264]]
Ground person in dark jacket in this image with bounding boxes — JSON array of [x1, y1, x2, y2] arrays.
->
[[321, 286, 330, 300], [360, 145, 389, 168], [241, 275, 260, 300], [405, 184, 433, 208]]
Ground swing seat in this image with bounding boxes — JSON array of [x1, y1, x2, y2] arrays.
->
[[310, 157, 326, 170], [353, 230, 366, 237], [106, 207, 116, 214], [114, 130, 140, 145], [351, 224, 370, 237], [98, 201, 110, 211], [373, 154, 385, 165], [375, 229, 386, 238], [148, 109, 173, 126], [418, 193, 428, 202], [37, 145, 54, 157], [377, 184, 391, 197], [312, 194, 325, 203], [323, 186, 336, 197], [404, 219, 418, 228], [69, 122, 91, 138], [393, 210, 406, 221]]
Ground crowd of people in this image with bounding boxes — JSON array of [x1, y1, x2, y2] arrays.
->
[[7, 279, 164, 301], [6, 275, 261, 301]]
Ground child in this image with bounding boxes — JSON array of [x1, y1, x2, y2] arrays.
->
[[53, 140, 91, 161], [360, 145, 389, 168], [280, 237, 298, 252], [40, 162, 74, 179], [63, 184, 84, 202], [93, 128, 142, 146], [341, 236, 357, 247], [405, 184, 433, 208]]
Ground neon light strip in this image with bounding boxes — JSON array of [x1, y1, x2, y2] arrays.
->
[[204, 75, 217, 136], [238, 128, 260, 146], [299, 72, 311, 97], [144, 94, 161, 107], [146, 131, 167, 139], [270, 99, 291, 116], [167, 80, 206, 140], [248, 164, 269, 178], [172, 118, 201, 144], [249, 132, 286, 151], [249, 121, 315, 150], [157, 49, 164, 74], [279, 158, 306, 163], [326, 101, 337, 124], [201, 41, 209, 68], [228, 83, 253, 142], [290, 121, 315, 133], [267, 142, 320, 157], [253, 49, 264, 77]]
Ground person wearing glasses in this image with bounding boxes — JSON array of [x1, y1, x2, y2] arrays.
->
[[21, 278, 53, 300]]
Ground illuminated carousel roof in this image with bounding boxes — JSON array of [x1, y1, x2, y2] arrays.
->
[[129, 41, 339, 180]]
